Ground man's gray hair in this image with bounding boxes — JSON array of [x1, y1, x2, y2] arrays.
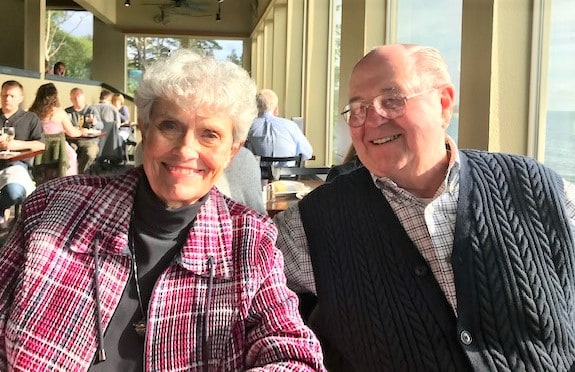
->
[[405, 44, 453, 91], [256, 89, 278, 114], [135, 49, 257, 143]]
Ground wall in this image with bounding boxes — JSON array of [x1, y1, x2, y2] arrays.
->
[[0, 0, 25, 69]]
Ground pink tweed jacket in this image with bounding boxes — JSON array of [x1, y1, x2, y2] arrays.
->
[[0, 167, 324, 371]]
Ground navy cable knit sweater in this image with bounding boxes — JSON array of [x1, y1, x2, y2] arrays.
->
[[299, 150, 575, 371]]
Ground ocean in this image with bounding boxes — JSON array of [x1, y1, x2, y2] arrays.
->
[[544, 110, 575, 182], [447, 111, 575, 182]]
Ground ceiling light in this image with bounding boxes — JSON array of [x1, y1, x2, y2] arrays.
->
[[216, 3, 221, 21], [124, 0, 131, 7]]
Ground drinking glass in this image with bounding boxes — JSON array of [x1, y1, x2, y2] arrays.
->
[[3, 127, 15, 152]]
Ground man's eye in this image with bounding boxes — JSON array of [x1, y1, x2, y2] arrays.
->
[[380, 98, 404, 109], [349, 103, 366, 115]]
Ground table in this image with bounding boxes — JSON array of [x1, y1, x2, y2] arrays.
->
[[266, 179, 324, 217], [0, 149, 44, 165], [67, 131, 108, 141]]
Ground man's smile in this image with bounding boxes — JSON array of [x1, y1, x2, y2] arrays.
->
[[371, 133, 401, 145]]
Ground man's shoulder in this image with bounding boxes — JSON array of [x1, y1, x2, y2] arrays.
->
[[64, 106, 75, 113], [13, 110, 40, 124]]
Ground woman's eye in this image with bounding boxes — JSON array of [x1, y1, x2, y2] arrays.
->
[[156, 121, 181, 135], [201, 130, 220, 140]]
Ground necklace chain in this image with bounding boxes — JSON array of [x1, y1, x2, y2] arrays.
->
[[129, 222, 147, 337]]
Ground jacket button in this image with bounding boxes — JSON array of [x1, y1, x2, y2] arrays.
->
[[414, 265, 428, 276], [460, 330, 472, 345]]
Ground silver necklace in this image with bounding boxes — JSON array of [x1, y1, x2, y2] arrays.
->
[[129, 226, 147, 337]]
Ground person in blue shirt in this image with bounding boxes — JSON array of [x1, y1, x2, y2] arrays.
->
[[246, 89, 313, 164]]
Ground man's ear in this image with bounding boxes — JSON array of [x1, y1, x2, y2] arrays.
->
[[439, 85, 455, 128]]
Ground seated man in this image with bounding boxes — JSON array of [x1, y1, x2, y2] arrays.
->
[[89, 89, 123, 168], [274, 44, 575, 371], [246, 89, 313, 167], [65, 87, 101, 174], [0, 80, 45, 226]]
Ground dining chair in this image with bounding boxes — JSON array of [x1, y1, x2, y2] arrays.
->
[[259, 154, 303, 181], [32, 132, 69, 184], [276, 166, 331, 181]]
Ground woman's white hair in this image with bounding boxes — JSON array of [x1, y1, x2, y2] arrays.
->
[[135, 49, 257, 143]]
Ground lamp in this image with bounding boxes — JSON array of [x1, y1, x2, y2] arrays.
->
[[124, 0, 131, 7], [215, 3, 221, 21]]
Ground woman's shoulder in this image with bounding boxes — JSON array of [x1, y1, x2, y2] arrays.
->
[[48, 108, 69, 124]]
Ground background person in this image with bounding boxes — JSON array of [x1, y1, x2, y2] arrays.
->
[[112, 92, 137, 148], [0, 80, 44, 227], [65, 87, 92, 127], [326, 144, 362, 182], [29, 83, 81, 176], [246, 88, 313, 166], [89, 89, 123, 167], [0, 49, 324, 370], [65, 88, 103, 174], [53, 61, 66, 76], [274, 44, 575, 371]]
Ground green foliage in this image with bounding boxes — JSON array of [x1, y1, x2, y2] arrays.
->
[[45, 10, 93, 79], [226, 49, 242, 66], [126, 36, 231, 95], [51, 33, 93, 79]]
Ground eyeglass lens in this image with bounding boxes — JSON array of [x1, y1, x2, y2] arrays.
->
[[344, 95, 407, 127]]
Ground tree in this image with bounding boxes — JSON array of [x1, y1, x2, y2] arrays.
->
[[226, 49, 242, 65], [45, 10, 93, 78], [126, 36, 224, 95]]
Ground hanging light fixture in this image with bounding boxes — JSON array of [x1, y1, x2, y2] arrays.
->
[[215, 3, 221, 21], [124, 0, 131, 7]]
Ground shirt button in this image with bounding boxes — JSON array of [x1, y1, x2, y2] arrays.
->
[[460, 330, 472, 345], [414, 265, 428, 276]]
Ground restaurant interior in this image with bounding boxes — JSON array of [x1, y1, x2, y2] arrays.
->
[[0, 0, 572, 221]]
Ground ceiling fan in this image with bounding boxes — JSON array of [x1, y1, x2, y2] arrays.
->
[[141, 0, 216, 24]]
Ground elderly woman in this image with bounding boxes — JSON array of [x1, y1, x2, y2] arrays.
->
[[0, 50, 325, 371]]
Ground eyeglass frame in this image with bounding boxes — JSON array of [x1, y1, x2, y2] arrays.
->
[[340, 88, 438, 127]]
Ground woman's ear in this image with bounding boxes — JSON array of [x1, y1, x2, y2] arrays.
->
[[137, 119, 146, 142]]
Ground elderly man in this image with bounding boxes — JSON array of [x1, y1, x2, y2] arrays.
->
[[246, 89, 313, 164], [275, 44, 575, 370], [0, 80, 44, 227]]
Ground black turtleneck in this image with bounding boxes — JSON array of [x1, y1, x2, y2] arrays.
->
[[90, 176, 207, 371]]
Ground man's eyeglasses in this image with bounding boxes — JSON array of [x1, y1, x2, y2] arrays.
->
[[340, 88, 437, 127]]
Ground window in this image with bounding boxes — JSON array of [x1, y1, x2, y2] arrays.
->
[[394, 0, 462, 141], [126, 37, 243, 95], [543, 0, 575, 182]]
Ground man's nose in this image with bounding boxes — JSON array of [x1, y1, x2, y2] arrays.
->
[[364, 105, 387, 127]]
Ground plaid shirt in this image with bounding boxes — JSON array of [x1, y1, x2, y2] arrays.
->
[[275, 140, 575, 313], [0, 168, 325, 371]]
